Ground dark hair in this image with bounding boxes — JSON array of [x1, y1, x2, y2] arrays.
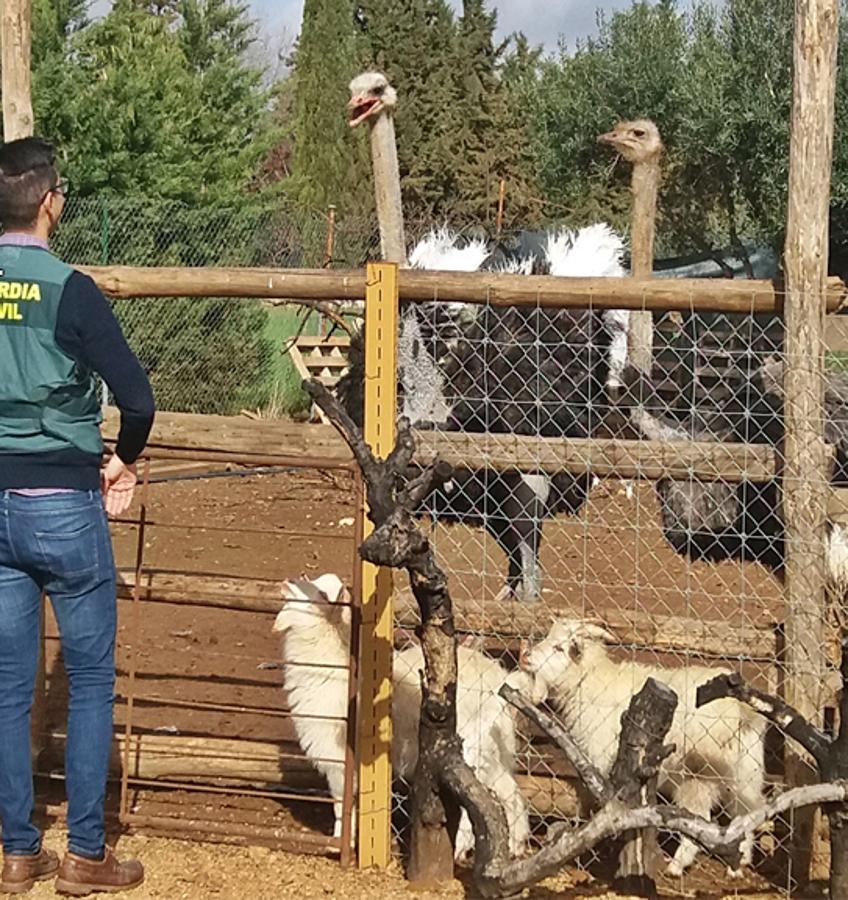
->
[[0, 137, 59, 230]]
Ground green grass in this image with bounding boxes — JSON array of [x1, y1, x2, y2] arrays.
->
[[239, 305, 319, 418], [826, 351, 848, 373]]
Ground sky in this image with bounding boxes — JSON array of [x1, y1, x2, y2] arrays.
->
[[249, 0, 692, 55]]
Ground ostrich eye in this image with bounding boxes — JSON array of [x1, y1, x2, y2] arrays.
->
[[633, 129, 645, 137], [372, 84, 385, 96]]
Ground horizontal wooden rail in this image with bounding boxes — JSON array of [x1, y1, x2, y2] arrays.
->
[[79, 264, 847, 314], [413, 431, 782, 483], [104, 410, 786, 483], [114, 569, 784, 662]]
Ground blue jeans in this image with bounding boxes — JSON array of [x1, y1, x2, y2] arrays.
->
[[0, 490, 116, 859]]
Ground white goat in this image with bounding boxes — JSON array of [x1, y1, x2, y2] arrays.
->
[[512, 619, 766, 876], [273, 573, 530, 860]]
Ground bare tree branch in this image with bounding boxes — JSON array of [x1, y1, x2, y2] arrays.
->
[[696, 672, 832, 769], [269, 297, 359, 336], [500, 684, 611, 806], [484, 781, 848, 897]]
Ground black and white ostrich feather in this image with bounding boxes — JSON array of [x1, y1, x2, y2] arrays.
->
[[336, 223, 628, 602], [623, 356, 848, 593]]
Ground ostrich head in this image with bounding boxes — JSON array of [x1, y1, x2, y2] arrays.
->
[[598, 118, 663, 164], [348, 71, 398, 128]]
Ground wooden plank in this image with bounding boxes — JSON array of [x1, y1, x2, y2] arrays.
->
[[412, 430, 782, 483], [114, 568, 782, 661], [80, 264, 848, 314], [114, 568, 783, 661], [781, 0, 839, 885], [358, 263, 398, 869], [102, 410, 787, 483], [394, 591, 781, 661], [101, 409, 355, 465], [116, 570, 283, 613], [39, 733, 321, 786], [296, 336, 352, 348]]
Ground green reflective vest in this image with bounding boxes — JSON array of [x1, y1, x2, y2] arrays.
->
[[0, 246, 102, 457]]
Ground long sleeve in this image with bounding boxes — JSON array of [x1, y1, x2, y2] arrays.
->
[[55, 271, 155, 463]]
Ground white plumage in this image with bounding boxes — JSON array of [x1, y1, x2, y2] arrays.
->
[[544, 223, 626, 278], [409, 226, 490, 273]]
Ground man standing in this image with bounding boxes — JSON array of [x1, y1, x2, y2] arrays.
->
[[0, 137, 153, 895]]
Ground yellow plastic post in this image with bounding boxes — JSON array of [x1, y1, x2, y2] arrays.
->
[[357, 262, 398, 869]]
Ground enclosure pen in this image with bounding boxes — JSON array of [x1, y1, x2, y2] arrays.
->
[[33, 439, 365, 866]]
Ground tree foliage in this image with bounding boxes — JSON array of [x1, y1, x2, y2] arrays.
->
[[290, 0, 371, 214], [352, 0, 542, 224], [33, 0, 270, 201], [30, 0, 278, 414], [526, 0, 848, 253]]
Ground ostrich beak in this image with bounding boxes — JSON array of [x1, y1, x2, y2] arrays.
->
[[348, 94, 383, 128], [597, 130, 618, 145]]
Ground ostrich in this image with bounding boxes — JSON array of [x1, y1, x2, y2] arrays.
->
[[622, 358, 848, 607], [340, 71, 627, 602]]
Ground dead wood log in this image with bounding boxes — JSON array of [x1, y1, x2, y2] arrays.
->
[[305, 379, 510, 886], [697, 636, 848, 896], [609, 678, 677, 898]]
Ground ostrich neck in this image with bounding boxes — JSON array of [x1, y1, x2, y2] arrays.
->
[[625, 156, 660, 376], [369, 113, 407, 265], [629, 158, 660, 277]]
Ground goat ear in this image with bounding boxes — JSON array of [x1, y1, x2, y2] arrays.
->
[[312, 573, 346, 604], [279, 579, 300, 600], [584, 623, 617, 644]]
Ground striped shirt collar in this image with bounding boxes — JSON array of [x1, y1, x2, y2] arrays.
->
[[0, 232, 49, 250]]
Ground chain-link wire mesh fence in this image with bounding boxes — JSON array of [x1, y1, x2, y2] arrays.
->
[[54, 196, 386, 417], [378, 264, 845, 893], [56, 197, 540, 417]]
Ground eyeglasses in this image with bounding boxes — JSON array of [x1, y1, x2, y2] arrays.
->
[[51, 178, 70, 198], [40, 178, 70, 206]]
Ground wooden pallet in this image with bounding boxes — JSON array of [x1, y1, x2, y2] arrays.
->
[[289, 335, 351, 423]]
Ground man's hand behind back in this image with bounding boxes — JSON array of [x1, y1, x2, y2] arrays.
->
[[100, 454, 137, 516]]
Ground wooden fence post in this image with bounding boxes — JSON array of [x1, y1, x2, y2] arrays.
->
[[495, 178, 506, 241], [782, 0, 839, 887], [2, 0, 44, 767], [357, 262, 398, 868], [614, 121, 662, 899], [1, 0, 33, 140]]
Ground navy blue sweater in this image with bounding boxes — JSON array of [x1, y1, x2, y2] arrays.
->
[[0, 269, 156, 490]]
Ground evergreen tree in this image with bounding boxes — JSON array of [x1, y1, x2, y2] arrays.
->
[[356, 0, 460, 222], [177, 0, 271, 196], [494, 33, 544, 230], [32, 0, 87, 64], [33, 0, 271, 201], [34, 0, 198, 197], [291, 0, 367, 213], [450, 2, 542, 227]]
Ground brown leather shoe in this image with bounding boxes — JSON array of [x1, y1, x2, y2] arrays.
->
[[55, 848, 143, 896], [0, 847, 59, 894]]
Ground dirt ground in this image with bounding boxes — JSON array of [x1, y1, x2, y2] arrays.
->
[[21, 824, 798, 900], [32, 460, 800, 897]]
